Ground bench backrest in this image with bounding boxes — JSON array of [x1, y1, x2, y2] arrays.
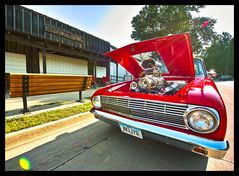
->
[[9, 73, 92, 98]]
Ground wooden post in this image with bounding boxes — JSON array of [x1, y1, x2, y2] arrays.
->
[[107, 57, 110, 79], [42, 48, 47, 74], [93, 61, 96, 77], [94, 61, 97, 88]]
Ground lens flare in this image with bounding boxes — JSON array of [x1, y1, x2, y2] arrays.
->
[[19, 157, 31, 170]]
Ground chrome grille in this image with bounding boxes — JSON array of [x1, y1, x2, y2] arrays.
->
[[101, 96, 188, 129]]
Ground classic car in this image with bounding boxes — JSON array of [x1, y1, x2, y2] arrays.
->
[[90, 33, 229, 159], [218, 75, 233, 81]]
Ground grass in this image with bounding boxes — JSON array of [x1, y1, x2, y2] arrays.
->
[[5, 102, 93, 134]]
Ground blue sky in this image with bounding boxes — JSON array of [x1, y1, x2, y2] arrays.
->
[[22, 5, 234, 48], [22, 5, 111, 32]]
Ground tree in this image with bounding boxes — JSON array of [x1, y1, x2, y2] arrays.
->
[[131, 5, 217, 54], [203, 32, 234, 76], [227, 38, 234, 76]]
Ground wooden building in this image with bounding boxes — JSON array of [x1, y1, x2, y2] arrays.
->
[[5, 5, 117, 91]]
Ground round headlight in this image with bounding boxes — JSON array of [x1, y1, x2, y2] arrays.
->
[[184, 108, 219, 133], [92, 96, 101, 109]]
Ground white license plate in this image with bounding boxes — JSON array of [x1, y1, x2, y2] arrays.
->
[[119, 122, 143, 139]]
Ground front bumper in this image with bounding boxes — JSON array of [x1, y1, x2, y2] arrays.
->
[[91, 108, 229, 159]]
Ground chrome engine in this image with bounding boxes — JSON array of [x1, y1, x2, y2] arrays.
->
[[130, 58, 179, 95]]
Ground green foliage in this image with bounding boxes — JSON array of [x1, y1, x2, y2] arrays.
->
[[203, 32, 234, 76], [131, 5, 217, 54], [5, 102, 93, 133]]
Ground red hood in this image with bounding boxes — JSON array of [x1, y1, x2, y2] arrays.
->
[[104, 33, 195, 79]]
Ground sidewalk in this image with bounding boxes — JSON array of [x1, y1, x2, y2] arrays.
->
[[5, 88, 98, 118], [5, 88, 99, 154]]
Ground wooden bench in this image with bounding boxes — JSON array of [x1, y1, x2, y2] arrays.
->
[[8, 73, 93, 113]]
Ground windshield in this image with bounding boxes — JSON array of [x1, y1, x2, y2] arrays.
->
[[194, 59, 206, 77], [133, 52, 206, 78]]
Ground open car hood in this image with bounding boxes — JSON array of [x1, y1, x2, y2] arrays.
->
[[104, 33, 195, 79]]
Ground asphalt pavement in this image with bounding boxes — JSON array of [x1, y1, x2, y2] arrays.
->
[[6, 120, 209, 171]]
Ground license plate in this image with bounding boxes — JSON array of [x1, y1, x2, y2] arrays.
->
[[119, 122, 143, 139]]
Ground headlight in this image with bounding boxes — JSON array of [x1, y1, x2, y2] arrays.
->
[[184, 107, 219, 133], [92, 96, 101, 109]]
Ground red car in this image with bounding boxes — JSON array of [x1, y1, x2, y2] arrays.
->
[[90, 33, 229, 159]]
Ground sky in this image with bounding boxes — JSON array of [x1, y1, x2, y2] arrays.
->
[[22, 5, 234, 48]]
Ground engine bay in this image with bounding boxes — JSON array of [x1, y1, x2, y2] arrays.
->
[[129, 58, 185, 95]]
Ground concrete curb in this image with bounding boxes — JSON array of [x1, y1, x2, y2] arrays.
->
[[5, 111, 95, 151]]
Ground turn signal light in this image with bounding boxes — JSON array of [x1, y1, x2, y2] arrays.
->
[[192, 146, 208, 156]]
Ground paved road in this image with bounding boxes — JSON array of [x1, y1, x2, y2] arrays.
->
[[5, 81, 234, 171]]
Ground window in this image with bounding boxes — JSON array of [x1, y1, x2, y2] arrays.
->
[[194, 59, 206, 77]]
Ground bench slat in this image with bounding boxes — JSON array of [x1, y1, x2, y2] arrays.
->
[[10, 84, 88, 92], [10, 88, 89, 98], [9, 82, 88, 88], [9, 73, 92, 78], [10, 78, 86, 83]]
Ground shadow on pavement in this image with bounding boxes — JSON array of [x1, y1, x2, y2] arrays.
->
[[5, 102, 66, 117], [5, 121, 208, 171]]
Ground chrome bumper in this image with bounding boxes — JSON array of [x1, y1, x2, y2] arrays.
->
[[91, 108, 229, 159]]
